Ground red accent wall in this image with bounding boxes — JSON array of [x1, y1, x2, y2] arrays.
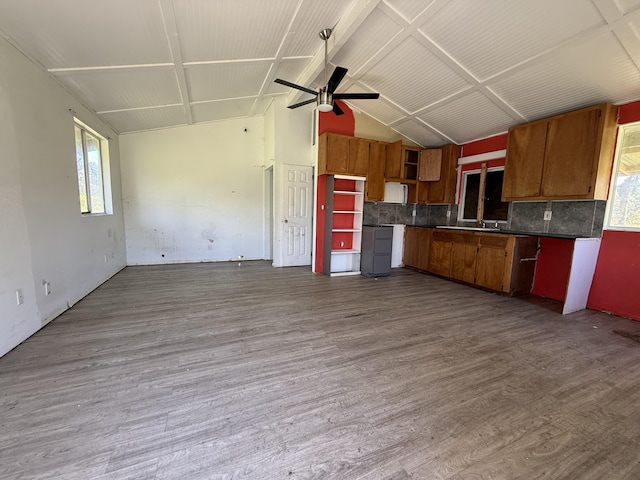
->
[[461, 133, 508, 157], [588, 232, 640, 321], [531, 238, 574, 301], [618, 99, 640, 125], [585, 100, 640, 321], [318, 100, 355, 136]]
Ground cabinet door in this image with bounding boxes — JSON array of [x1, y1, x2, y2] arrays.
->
[[542, 107, 600, 197], [475, 235, 509, 292], [385, 140, 402, 179], [403, 227, 421, 268], [425, 144, 460, 204], [418, 149, 442, 181], [428, 236, 452, 277], [416, 228, 431, 271], [326, 134, 350, 174], [366, 142, 386, 201], [349, 137, 370, 176], [502, 121, 547, 201], [451, 241, 477, 283]]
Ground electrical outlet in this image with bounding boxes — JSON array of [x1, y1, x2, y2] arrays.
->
[[16, 289, 24, 306], [544, 210, 552, 221]]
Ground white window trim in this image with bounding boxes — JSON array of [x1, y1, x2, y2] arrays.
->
[[604, 121, 640, 232]]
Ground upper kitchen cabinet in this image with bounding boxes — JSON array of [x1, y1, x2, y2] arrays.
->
[[502, 103, 618, 201], [365, 141, 386, 202], [385, 141, 403, 179], [318, 132, 350, 175], [348, 137, 370, 177], [418, 144, 461, 204]]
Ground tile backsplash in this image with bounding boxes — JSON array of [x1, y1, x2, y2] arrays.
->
[[364, 200, 606, 237]]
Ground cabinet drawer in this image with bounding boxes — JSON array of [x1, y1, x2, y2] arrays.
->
[[374, 227, 394, 239], [374, 238, 393, 253]]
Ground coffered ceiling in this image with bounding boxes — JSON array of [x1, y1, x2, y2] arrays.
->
[[1, 0, 639, 146]]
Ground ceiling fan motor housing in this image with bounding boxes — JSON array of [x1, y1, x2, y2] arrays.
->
[[317, 90, 333, 112]]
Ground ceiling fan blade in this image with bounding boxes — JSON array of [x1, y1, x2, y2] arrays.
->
[[332, 102, 344, 116], [326, 66, 348, 94], [274, 78, 317, 96], [334, 92, 380, 100], [288, 98, 317, 109]]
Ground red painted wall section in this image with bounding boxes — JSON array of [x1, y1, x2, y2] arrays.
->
[[314, 174, 327, 273], [588, 231, 640, 321], [531, 238, 574, 301], [461, 133, 508, 157], [586, 100, 640, 320], [618, 99, 640, 125], [318, 100, 355, 136]]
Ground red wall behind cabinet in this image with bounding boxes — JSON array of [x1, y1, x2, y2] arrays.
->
[[531, 238, 574, 302], [588, 232, 640, 321], [317, 100, 355, 136]]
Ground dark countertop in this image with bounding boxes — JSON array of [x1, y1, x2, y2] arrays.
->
[[404, 225, 598, 240]]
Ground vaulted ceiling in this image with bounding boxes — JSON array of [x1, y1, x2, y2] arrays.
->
[[1, 0, 639, 146]]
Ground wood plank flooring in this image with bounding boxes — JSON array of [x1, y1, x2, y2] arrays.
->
[[1, 261, 640, 480]]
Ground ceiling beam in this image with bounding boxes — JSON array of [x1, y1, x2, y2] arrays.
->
[[158, 0, 193, 125], [286, 0, 383, 106]]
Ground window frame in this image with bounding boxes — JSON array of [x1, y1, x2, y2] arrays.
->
[[74, 119, 111, 215], [604, 120, 640, 232], [458, 165, 508, 223]]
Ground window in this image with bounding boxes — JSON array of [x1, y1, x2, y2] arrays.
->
[[74, 120, 108, 214], [459, 167, 509, 222], [607, 122, 640, 230]]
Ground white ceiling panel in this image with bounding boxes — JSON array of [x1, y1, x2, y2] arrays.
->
[[192, 98, 256, 123], [418, 91, 515, 144], [616, 0, 640, 14], [266, 59, 312, 95], [384, 0, 436, 23], [393, 119, 448, 147], [173, 0, 298, 62], [342, 85, 407, 125], [283, 0, 354, 57], [421, 0, 604, 81], [55, 68, 182, 112], [360, 37, 471, 113], [102, 106, 187, 134], [252, 97, 275, 116], [0, 0, 170, 68], [488, 30, 640, 121], [185, 63, 272, 102], [331, 7, 404, 75]]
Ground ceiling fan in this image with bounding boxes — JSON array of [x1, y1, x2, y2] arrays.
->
[[274, 28, 380, 115]]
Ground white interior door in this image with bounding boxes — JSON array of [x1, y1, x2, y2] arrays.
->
[[274, 164, 313, 267]]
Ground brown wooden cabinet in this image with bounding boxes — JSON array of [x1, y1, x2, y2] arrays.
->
[[348, 137, 370, 176], [502, 103, 618, 201], [403, 226, 431, 271], [418, 149, 442, 181], [365, 141, 386, 201], [318, 133, 350, 175], [385, 140, 402, 179], [427, 229, 538, 295], [418, 144, 461, 204]]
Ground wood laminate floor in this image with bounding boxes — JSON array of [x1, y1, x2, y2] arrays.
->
[[1, 261, 640, 480]]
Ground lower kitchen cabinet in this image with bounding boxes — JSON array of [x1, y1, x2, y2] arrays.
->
[[361, 225, 393, 277], [427, 230, 539, 296], [403, 226, 431, 271]]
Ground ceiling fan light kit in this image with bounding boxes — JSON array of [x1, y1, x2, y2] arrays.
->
[[274, 27, 379, 116]]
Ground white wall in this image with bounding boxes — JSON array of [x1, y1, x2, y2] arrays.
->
[[120, 118, 266, 264], [0, 38, 126, 358]]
